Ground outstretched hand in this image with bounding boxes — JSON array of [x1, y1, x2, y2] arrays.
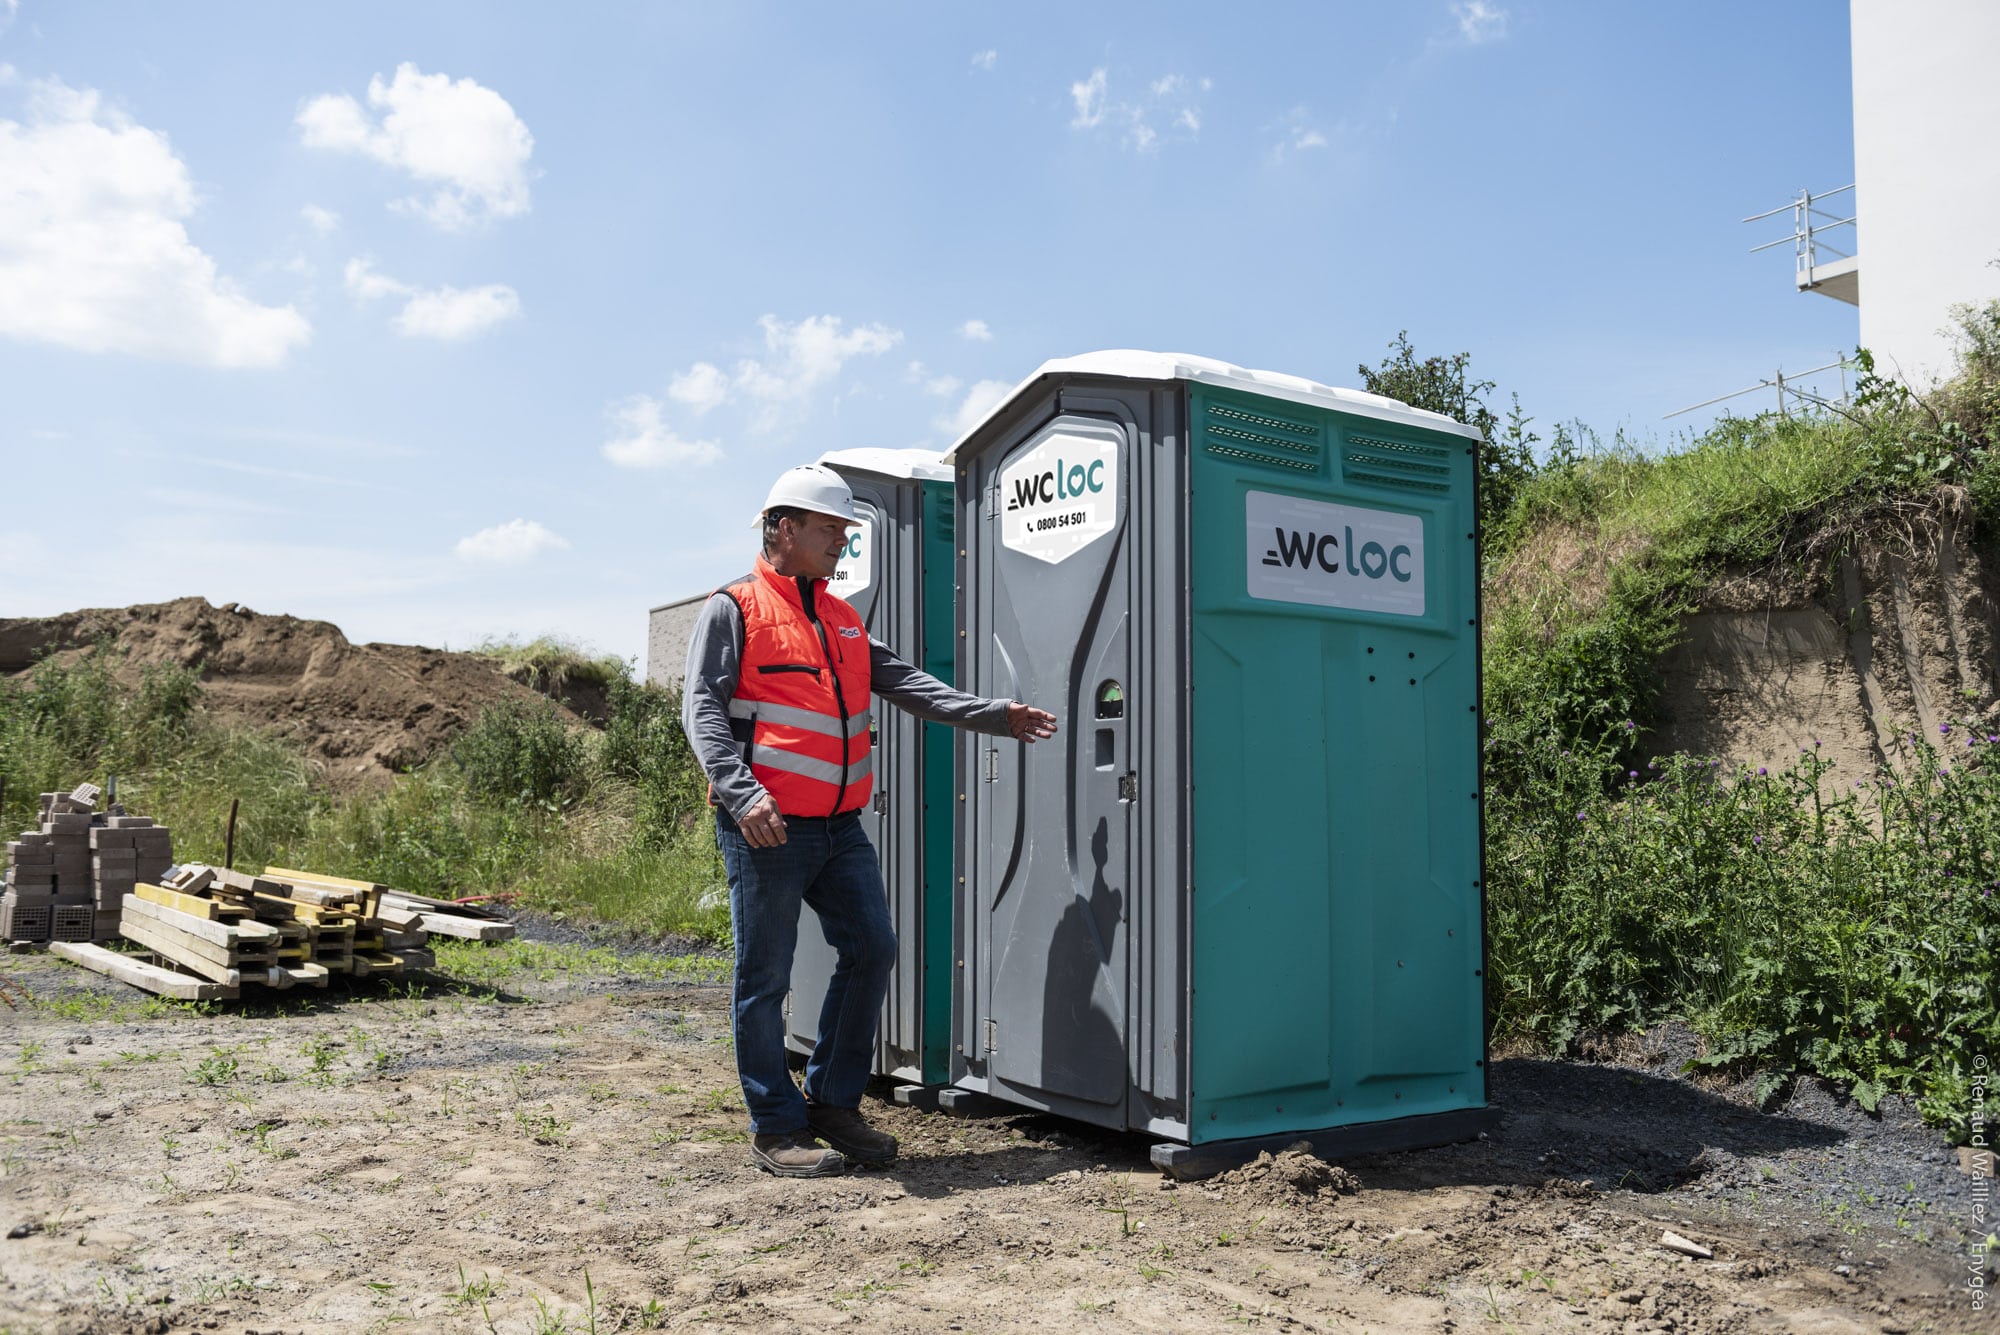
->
[[1006, 702, 1058, 743]]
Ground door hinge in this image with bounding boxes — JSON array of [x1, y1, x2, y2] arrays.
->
[[872, 790, 888, 815], [983, 1018, 998, 1054], [1118, 771, 1139, 802], [984, 748, 1000, 782]]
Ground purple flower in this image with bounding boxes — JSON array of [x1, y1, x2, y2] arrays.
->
[[1575, 812, 1586, 821], [1753, 835, 1763, 845], [1757, 767, 1767, 776], [1624, 720, 1635, 731], [1628, 770, 1639, 780], [1942, 724, 1952, 735], [1813, 739, 1822, 748]]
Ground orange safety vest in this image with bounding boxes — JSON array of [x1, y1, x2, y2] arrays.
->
[[719, 554, 874, 817]]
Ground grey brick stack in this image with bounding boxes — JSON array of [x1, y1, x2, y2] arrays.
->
[[2, 785, 175, 943]]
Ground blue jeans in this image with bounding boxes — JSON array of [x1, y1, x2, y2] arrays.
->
[[714, 810, 897, 1135]]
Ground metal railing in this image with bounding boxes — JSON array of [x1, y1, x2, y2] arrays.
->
[[1665, 355, 1857, 420], [1744, 184, 1856, 287]]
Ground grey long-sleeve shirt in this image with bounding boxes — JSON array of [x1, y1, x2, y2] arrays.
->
[[681, 581, 1014, 821]]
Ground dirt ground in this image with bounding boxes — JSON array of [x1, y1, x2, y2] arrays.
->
[[0, 941, 1990, 1335]]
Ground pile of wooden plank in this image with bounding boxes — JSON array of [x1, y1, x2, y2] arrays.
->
[[52, 862, 512, 1001]]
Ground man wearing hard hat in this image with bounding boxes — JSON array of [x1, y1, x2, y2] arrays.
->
[[683, 464, 1058, 1177]]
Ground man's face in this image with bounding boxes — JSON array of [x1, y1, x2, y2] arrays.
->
[[780, 510, 854, 581]]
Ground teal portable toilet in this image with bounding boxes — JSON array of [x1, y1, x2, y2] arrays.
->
[[943, 352, 1495, 1174], [783, 448, 958, 1088]]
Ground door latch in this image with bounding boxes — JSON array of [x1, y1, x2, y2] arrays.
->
[[1118, 771, 1139, 802]]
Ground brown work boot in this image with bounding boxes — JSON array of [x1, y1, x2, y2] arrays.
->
[[751, 1130, 845, 1178], [806, 1103, 899, 1164]]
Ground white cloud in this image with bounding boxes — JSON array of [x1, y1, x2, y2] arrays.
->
[[1454, 0, 1508, 44], [971, 49, 998, 71], [300, 203, 340, 234], [939, 378, 1013, 440], [668, 361, 730, 414], [600, 395, 723, 469], [1268, 107, 1335, 163], [343, 257, 519, 339], [455, 519, 569, 565], [1068, 68, 1208, 153], [905, 360, 961, 397], [1070, 68, 1107, 128], [393, 284, 519, 340], [297, 63, 534, 230], [343, 256, 410, 302], [727, 314, 902, 427], [0, 79, 310, 368], [959, 318, 993, 342]]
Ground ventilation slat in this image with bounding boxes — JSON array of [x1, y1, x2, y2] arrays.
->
[[1200, 398, 1323, 474], [1342, 432, 1456, 494]]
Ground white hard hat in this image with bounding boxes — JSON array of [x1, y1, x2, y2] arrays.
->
[[754, 464, 860, 526]]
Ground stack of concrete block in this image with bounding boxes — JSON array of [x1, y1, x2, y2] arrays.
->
[[93, 816, 173, 938], [1, 784, 174, 943], [2, 829, 57, 942]]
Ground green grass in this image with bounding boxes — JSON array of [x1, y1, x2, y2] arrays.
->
[[430, 940, 729, 989], [473, 634, 627, 693], [515, 834, 729, 941]]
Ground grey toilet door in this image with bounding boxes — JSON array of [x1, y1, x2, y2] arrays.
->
[[975, 414, 1133, 1118], [785, 494, 888, 1060]]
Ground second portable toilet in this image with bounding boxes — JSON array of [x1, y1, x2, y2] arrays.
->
[[944, 352, 1495, 1174], [784, 448, 958, 1088]]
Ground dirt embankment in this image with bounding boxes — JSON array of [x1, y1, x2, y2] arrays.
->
[[1656, 498, 2000, 775], [1498, 492, 2000, 775], [0, 598, 597, 787]]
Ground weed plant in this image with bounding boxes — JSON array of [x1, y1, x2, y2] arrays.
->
[[1489, 725, 2000, 1138]]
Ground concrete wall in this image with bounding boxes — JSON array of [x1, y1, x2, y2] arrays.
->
[[1852, 0, 2000, 387], [646, 594, 710, 692]]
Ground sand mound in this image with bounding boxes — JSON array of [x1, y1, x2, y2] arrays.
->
[[0, 598, 593, 787], [1210, 1142, 1358, 1206]]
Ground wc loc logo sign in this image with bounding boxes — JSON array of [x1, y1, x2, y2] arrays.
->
[[829, 512, 874, 601], [1000, 430, 1119, 564], [1244, 489, 1425, 617]]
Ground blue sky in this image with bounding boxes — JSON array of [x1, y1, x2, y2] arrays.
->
[[0, 2, 1858, 668]]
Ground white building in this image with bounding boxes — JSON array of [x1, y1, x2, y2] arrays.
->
[[1815, 1, 2000, 386]]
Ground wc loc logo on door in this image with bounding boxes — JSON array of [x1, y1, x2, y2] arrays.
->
[[999, 430, 1120, 565], [1244, 489, 1426, 617], [1006, 455, 1107, 531]]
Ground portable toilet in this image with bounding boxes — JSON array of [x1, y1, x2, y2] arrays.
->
[[783, 448, 958, 1088], [943, 352, 1495, 1174]]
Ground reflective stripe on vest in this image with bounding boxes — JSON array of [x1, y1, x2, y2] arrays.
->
[[727, 698, 873, 740], [724, 554, 875, 817]]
